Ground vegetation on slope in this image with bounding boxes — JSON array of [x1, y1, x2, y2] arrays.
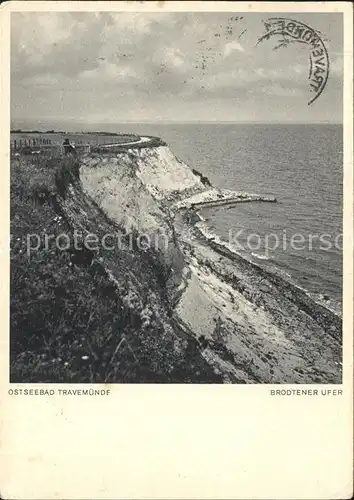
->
[[10, 154, 220, 383], [192, 168, 212, 187]]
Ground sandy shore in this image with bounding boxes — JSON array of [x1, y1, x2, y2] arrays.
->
[[172, 208, 342, 384]]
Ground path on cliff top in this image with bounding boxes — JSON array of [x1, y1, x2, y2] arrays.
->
[[100, 136, 151, 148]]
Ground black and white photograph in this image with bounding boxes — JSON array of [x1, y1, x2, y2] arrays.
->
[[10, 9, 344, 384]]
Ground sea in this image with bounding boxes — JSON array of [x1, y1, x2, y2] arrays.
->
[[13, 122, 343, 310], [117, 122, 343, 311]]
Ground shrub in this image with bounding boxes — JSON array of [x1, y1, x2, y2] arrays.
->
[[192, 168, 212, 187]]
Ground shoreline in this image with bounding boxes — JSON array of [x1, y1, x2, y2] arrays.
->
[[174, 208, 341, 382], [10, 135, 342, 383], [193, 218, 342, 319]]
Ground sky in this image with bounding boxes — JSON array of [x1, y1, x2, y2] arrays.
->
[[11, 11, 343, 129]]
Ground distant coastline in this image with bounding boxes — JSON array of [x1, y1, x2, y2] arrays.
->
[[10, 129, 129, 136]]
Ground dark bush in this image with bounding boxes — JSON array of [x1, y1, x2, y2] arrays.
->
[[192, 168, 212, 187]]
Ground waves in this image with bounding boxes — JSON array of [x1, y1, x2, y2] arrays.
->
[[251, 252, 269, 261]]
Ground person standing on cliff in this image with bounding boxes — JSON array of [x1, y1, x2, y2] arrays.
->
[[63, 138, 77, 156]]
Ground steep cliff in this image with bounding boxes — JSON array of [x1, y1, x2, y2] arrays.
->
[[54, 140, 342, 383], [78, 146, 206, 302]]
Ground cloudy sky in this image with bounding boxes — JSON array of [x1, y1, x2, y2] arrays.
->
[[11, 11, 343, 128]]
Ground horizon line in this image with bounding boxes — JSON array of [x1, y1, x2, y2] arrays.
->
[[11, 120, 343, 126]]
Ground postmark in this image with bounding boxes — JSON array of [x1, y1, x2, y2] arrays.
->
[[257, 17, 330, 105]]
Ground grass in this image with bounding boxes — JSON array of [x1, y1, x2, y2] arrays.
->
[[11, 154, 162, 383], [10, 154, 221, 383], [10, 155, 126, 382], [10, 132, 140, 147]]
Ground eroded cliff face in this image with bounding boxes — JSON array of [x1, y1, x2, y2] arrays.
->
[[80, 146, 205, 218], [56, 143, 342, 384], [79, 146, 206, 300], [54, 167, 221, 383]]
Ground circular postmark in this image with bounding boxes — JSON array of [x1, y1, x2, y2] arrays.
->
[[256, 17, 330, 105]]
